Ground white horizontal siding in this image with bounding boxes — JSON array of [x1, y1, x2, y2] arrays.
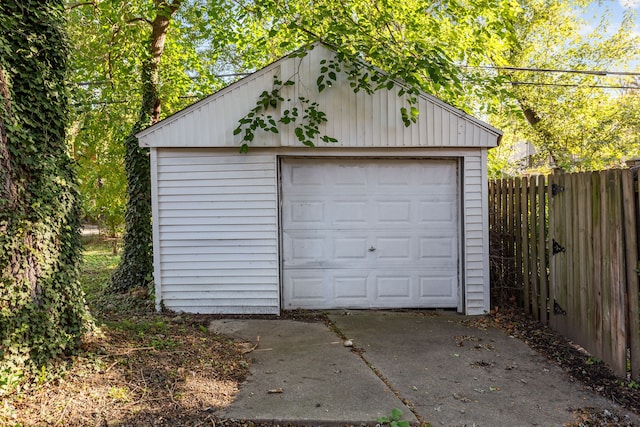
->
[[463, 150, 490, 315], [155, 150, 279, 314], [150, 146, 491, 315], [138, 44, 501, 150]]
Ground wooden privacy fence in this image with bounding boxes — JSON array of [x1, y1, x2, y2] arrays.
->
[[489, 169, 640, 379]]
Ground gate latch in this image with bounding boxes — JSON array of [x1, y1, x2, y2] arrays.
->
[[551, 183, 564, 196], [552, 239, 565, 255], [554, 300, 566, 315]]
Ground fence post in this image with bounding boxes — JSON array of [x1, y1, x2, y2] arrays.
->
[[622, 169, 640, 379]]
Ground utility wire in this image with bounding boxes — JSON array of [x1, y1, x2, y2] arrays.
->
[[465, 65, 640, 77], [73, 72, 252, 87], [510, 81, 639, 89]]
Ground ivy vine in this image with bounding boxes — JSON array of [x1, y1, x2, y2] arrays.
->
[[235, 45, 421, 152], [325, 52, 421, 127], [234, 75, 338, 153], [0, 0, 90, 394]]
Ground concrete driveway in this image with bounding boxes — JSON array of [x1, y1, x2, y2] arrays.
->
[[209, 311, 639, 426]]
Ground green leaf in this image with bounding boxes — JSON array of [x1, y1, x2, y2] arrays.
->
[[390, 408, 403, 420]]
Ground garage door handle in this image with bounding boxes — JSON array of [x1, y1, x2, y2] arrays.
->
[[369, 246, 376, 252]]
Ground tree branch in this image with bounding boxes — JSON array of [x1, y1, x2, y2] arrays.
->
[[65, 1, 96, 11]]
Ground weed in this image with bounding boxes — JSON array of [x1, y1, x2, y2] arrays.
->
[[150, 337, 179, 351], [377, 408, 411, 427], [108, 386, 130, 402], [585, 356, 601, 365]]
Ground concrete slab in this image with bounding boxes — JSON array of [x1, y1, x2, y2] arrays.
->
[[209, 319, 414, 425], [329, 310, 640, 427]]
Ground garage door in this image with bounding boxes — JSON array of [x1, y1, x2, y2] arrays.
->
[[281, 158, 459, 309]]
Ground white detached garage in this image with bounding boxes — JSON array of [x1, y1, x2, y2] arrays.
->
[[137, 43, 501, 316]]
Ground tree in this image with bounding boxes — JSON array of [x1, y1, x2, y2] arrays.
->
[[230, 0, 526, 151], [485, 0, 640, 175], [239, 0, 521, 109], [69, 0, 525, 292], [0, 0, 89, 389], [108, 0, 182, 292], [75, 0, 640, 294], [67, 0, 274, 292]]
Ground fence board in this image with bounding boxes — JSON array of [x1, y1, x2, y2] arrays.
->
[[583, 172, 595, 355], [556, 174, 568, 336], [521, 177, 530, 315], [548, 174, 558, 330], [600, 171, 614, 371], [538, 176, 548, 323], [592, 172, 604, 360], [529, 176, 539, 320], [563, 174, 573, 338], [576, 173, 587, 346], [514, 177, 523, 297], [611, 170, 627, 375], [625, 171, 640, 379]]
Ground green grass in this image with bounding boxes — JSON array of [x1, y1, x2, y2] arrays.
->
[[80, 234, 156, 321], [80, 235, 121, 317]]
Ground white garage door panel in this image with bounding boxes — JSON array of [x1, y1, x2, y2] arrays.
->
[[282, 159, 458, 309], [284, 270, 457, 309], [284, 232, 457, 268]]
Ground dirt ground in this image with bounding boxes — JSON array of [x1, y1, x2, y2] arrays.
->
[[2, 305, 639, 426]]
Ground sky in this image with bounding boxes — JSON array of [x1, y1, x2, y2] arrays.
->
[[584, 0, 640, 38], [577, 0, 640, 71]]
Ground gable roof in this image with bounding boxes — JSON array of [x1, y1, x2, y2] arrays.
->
[[137, 42, 501, 149]]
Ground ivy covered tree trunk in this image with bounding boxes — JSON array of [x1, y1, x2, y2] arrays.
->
[[0, 0, 89, 381], [110, 0, 181, 293]]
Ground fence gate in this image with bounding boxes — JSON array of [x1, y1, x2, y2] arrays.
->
[[489, 169, 640, 379]]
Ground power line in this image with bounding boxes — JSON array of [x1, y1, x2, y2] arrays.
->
[[73, 72, 252, 87], [510, 81, 639, 89], [465, 65, 640, 77]]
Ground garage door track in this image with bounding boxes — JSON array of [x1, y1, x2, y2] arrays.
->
[[209, 311, 639, 426]]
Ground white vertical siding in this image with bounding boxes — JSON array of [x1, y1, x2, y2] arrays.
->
[[463, 152, 490, 315], [150, 148, 162, 310], [155, 149, 279, 314], [137, 44, 500, 150]]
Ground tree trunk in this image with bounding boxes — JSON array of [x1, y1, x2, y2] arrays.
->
[[0, 67, 18, 223], [110, 0, 181, 293], [0, 0, 88, 378]]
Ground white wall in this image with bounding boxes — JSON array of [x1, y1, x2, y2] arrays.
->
[[152, 149, 279, 314], [138, 44, 501, 151], [151, 147, 490, 315]]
